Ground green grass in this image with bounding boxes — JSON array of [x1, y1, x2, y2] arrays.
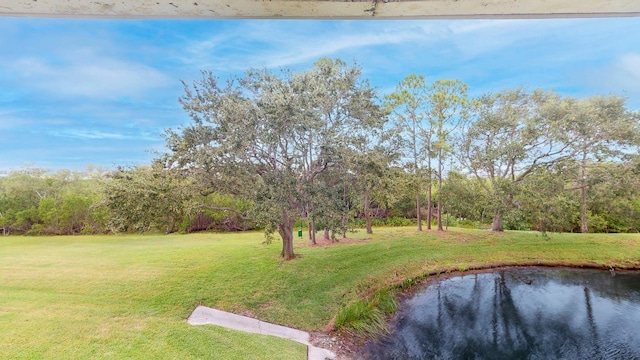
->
[[334, 288, 397, 337], [1, 228, 639, 359]]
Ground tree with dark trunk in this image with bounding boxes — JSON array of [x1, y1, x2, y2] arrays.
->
[[560, 96, 637, 233], [426, 80, 470, 231], [385, 74, 434, 231], [164, 59, 383, 259], [457, 89, 573, 231]]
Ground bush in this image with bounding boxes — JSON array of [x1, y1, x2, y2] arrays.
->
[[349, 217, 415, 228], [588, 212, 609, 233], [453, 219, 481, 229], [26, 224, 45, 236], [385, 217, 414, 227]]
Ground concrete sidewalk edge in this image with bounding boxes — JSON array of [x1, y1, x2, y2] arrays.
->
[[187, 305, 336, 360]]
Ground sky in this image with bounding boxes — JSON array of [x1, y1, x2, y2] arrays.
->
[[0, 17, 639, 172]]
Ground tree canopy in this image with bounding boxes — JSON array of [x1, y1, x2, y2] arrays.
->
[[164, 59, 385, 259], [2, 58, 639, 241]]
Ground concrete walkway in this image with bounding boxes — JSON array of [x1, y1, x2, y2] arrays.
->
[[187, 305, 336, 360]]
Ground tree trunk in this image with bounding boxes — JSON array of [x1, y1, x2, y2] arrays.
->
[[342, 181, 348, 239], [445, 209, 448, 231], [342, 216, 347, 239], [416, 192, 423, 231], [427, 156, 432, 230], [323, 227, 329, 241], [309, 220, 316, 245], [437, 204, 443, 231], [307, 203, 316, 245], [492, 211, 504, 232], [427, 181, 432, 230], [364, 190, 373, 234], [278, 211, 296, 260], [412, 117, 421, 232], [437, 151, 444, 231], [580, 152, 589, 233]]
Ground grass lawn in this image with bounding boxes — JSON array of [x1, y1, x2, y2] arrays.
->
[[1, 227, 639, 359]]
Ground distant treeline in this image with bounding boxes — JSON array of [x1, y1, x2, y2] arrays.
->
[[2, 60, 640, 237], [1, 159, 639, 236]]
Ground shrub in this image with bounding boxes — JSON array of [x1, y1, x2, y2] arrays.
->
[[349, 217, 415, 228], [454, 219, 480, 229], [26, 224, 45, 236], [335, 289, 397, 336]]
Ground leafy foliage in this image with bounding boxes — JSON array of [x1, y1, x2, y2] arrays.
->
[[165, 58, 385, 258], [0, 168, 107, 235], [1, 61, 639, 237]]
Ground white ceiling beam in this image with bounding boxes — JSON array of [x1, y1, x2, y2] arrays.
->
[[1, 0, 639, 19]]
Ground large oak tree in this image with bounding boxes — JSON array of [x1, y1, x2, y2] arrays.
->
[[164, 59, 383, 259], [457, 89, 572, 231]]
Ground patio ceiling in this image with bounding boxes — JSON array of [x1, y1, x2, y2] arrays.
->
[[1, 0, 639, 19]]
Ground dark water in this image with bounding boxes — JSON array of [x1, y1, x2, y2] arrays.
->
[[358, 268, 640, 360]]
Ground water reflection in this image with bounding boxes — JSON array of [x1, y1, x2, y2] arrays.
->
[[358, 268, 640, 359]]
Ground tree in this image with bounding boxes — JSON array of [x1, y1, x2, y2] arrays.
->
[[426, 80, 471, 230], [0, 168, 107, 235], [385, 74, 433, 230], [343, 109, 398, 235], [457, 89, 572, 231], [349, 143, 397, 234], [440, 171, 488, 223], [510, 164, 579, 232], [103, 163, 191, 233], [561, 95, 638, 233], [383, 165, 417, 219], [311, 162, 351, 241], [582, 161, 640, 232], [0, 171, 43, 233], [165, 59, 383, 259]]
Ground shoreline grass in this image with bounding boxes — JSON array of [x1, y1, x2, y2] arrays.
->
[[1, 228, 639, 359]]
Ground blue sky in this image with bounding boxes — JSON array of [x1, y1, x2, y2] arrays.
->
[[1, 17, 639, 172]]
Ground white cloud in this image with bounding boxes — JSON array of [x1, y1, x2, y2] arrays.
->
[[436, 19, 579, 61], [178, 19, 583, 77], [7, 55, 172, 100], [50, 129, 127, 140], [619, 54, 640, 79], [0, 113, 75, 131], [2, 17, 639, 172], [261, 31, 424, 69], [581, 53, 640, 106], [48, 128, 159, 141], [180, 21, 433, 72]]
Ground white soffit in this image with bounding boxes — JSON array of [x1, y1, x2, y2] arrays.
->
[[1, 0, 639, 19]]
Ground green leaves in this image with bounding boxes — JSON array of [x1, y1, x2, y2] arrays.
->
[[455, 89, 640, 232], [170, 58, 385, 257], [0, 168, 108, 235]]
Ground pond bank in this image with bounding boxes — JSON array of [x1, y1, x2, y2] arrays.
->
[[332, 262, 640, 360]]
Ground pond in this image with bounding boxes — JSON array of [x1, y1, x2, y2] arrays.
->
[[358, 267, 640, 360]]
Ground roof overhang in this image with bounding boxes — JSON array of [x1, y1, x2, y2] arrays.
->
[[1, 0, 639, 19]]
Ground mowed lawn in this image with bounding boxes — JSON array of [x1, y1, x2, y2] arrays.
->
[[1, 228, 639, 359]]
